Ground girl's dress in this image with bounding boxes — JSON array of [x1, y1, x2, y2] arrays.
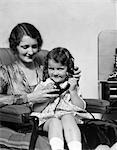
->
[[31, 78, 92, 126]]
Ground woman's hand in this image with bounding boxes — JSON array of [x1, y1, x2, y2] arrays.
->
[[27, 83, 59, 103]]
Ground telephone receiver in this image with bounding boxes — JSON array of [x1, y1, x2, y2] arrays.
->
[[57, 83, 70, 95], [48, 81, 70, 95]]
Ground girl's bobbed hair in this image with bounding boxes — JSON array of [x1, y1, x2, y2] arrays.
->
[[43, 47, 74, 81], [9, 22, 43, 54]]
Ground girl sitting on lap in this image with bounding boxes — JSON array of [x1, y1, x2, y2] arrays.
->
[[31, 47, 90, 150]]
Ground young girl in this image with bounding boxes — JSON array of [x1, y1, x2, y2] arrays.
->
[[31, 47, 88, 150]]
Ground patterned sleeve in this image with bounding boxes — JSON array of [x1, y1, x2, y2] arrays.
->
[[0, 65, 28, 105], [0, 65, 9, 94]]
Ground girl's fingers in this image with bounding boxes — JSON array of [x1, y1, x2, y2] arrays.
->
[[73, 73, 81, 79], [74, 67, 81, 75], [74, 66, 79, 71]]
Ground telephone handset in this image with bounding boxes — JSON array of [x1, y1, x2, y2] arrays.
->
[[48, 81, 70, 95]]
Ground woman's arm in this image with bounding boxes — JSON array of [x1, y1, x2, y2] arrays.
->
[[0, 66, 13, 104], [0, 65, 60, 105], [0, 65, 28, 105]]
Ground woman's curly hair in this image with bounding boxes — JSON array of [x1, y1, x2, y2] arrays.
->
[[43, 47, 74, 81], [9, 22, 43, 54]]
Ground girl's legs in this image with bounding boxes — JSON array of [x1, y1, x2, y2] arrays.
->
[[110, 142, 117, 150], [61, 114, 82, 150], [43, 117, 64, 150]]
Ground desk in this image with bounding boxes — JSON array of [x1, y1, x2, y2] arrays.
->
[[100, 81, 117, 120], [100, 81, 117, 101]]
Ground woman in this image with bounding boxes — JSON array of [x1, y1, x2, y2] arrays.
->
[[0, 23, 60, 105], [0, 22, 81, 115]]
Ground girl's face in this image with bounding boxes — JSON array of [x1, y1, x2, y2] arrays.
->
[[17, 35, 38, 63], [48, 59, 68, 84]]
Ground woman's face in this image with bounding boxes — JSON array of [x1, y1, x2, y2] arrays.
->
[[48, 59, 68, 84], [17, 35, 39, 63]]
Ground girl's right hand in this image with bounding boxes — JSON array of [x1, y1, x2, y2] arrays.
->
[[73, 66, 81, 81]]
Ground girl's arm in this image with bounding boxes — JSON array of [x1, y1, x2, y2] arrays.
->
[[68, 78, 86, 109]]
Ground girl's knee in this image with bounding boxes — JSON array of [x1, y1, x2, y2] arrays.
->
[[62, 114, 76, 124], [61, 114, 81, 141], [48, 118, 63, 133], [43, 118, 62, 131], [48, 118, 63, 140], [50, 117, 62, 127]]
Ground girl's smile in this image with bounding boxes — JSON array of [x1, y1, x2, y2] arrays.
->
[[48, 59, 68, 84]]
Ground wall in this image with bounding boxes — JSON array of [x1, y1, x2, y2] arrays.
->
[[0, 0, 116, 98], [98, 30, 117, 81]]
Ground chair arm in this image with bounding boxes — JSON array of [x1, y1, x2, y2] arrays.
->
[[84, 98, 110, 113], [29, 116, 39, 150]]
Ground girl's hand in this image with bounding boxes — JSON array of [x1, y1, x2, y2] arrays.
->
[[68, 77, 78, 91], [73, 66, 81, 82]]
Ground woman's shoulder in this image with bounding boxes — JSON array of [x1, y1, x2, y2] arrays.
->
[[0, 63, 15, 83], [5, 62, 18, 72], [0, 62, 19, 77], [0, 63, 10, 74]]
